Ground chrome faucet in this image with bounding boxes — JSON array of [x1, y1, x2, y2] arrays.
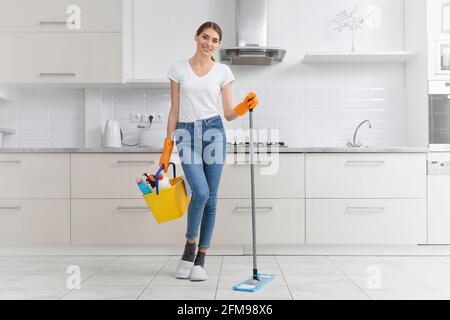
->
[[347, 120, 372, 148]]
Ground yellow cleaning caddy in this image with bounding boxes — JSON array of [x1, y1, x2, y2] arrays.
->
[[143, 162, 191, 224]]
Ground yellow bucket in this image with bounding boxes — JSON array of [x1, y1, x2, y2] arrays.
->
[[143, 163, 191, 224]]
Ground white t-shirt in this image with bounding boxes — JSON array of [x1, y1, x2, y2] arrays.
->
[[167, 59, 235, 122]]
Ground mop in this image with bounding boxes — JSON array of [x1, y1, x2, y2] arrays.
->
[[232, 108, 275, 293]]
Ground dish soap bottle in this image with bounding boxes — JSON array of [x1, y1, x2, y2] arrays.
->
[[136, 178, 152, 195]]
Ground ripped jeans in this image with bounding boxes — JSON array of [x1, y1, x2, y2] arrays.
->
[[174, 115, 226, 249]]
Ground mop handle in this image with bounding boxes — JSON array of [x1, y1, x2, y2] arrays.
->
[[249, 108, 258, 281]]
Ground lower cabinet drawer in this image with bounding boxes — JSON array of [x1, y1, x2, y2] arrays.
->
[[0, 153, 70, 198], [71, 199, 186, 245], [71, 154, 184, 198], [306, 199, 427, 244], [214, 198, 305, 245], [0, 199, 70, 245], [219, 154, 305, 199]]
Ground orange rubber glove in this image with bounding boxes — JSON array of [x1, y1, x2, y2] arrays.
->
[[159, 138, 174, 173], [234, 92, 260, 116]]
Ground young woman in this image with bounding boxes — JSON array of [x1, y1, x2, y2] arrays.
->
[[159, 21, 259, 281]]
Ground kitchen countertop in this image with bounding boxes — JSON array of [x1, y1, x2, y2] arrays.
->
[[0, 147, 430, 153]]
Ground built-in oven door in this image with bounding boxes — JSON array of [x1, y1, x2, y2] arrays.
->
[[429, 94, 450, 150]]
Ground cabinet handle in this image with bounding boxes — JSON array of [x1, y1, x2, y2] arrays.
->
[[345, 207, 385, 214], [116, 160, 156, 165], [233, 206, 274, 213], [116, 206, 148, 211], [39, 73, 76, 77], [233, 161, 272, 167], [0, 160, 21, 164], [345, 160, 385, 167], [39, 21, 70, 25], [0, 206, 21, 212]]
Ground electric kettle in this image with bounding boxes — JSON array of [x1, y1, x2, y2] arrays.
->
[[103, 120, 122, 148]]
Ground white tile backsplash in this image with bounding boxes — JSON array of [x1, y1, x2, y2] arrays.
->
[[0, 88, 84, 148], [0, 86, 407, 148]]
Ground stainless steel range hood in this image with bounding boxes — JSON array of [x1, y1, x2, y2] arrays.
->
[[220, 0, 286, 65]]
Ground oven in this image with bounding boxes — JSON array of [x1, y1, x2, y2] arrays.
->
[[429, 81, 450, 151]]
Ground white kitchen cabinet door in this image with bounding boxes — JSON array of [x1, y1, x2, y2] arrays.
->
[[428, 0, 450, 35], [306, 153, 426, 198], [0, 199, 70, 245], [219, 153, 305, 199], [213, 198, 305, 245], [306, 199, 427, 244], [0, 33, 122, 83], [71, 153, 184, 198], [129, 0, 234, 80], [0, 0, 122, 32], [0, 153, 70, 198], [428, 175, 450, 244], [71, 199, 186, 245]]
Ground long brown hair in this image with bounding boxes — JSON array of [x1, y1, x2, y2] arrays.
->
[[195, 21, 222, 61]]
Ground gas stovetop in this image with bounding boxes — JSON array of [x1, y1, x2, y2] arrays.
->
[[227, 141, 288, 148]]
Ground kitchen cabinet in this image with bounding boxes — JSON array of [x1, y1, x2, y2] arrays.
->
[[427, 0, 450, 35], [305, 153, 427, 245], [71, 153, 304, 245], [70, 153, 187, 245], [0, 153, 70, 198], [306, 199, 427, 244], [0, 0, 122, 32], [71, 153, 183, 198], [219, 153, 305, 199], [428, 175, 450, 244], [427, 152, 450, 244], [214, 198, 305, 245], [0, 199, 70, 245], [306, 153, 426, 198], [0, 152, 70, 245], [216, 153, 306, 245], [71, 199, 185, 245], [0, 151, 430, 246], [0, 33, 122, 83], [71, 153, 161, 198]]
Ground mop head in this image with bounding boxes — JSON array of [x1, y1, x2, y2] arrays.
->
[[233, 273, 276, 292]]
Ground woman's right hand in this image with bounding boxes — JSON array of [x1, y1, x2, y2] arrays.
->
[[159, 138, 174, 173]]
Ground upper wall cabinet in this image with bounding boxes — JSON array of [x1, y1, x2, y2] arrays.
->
[[0, 0, 122, 32], [0, 33, 122, 83], [428, 0, 450, 35], [125, 0, 234, 82], [0, 0, 123, 83]]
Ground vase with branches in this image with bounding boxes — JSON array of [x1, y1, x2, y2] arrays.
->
[[333, 6, 365, 52]]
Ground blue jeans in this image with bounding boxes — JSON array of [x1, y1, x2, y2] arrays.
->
[[174, 115, 227, 249]]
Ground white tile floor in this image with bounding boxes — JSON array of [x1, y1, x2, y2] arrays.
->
[[1, 255, 450, 300]]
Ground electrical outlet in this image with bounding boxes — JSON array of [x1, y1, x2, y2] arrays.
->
[[138, 113, 163, 123], [140, 113, 149, 123], [154, 113, 163, 123], [130, 113, 141, 123]]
